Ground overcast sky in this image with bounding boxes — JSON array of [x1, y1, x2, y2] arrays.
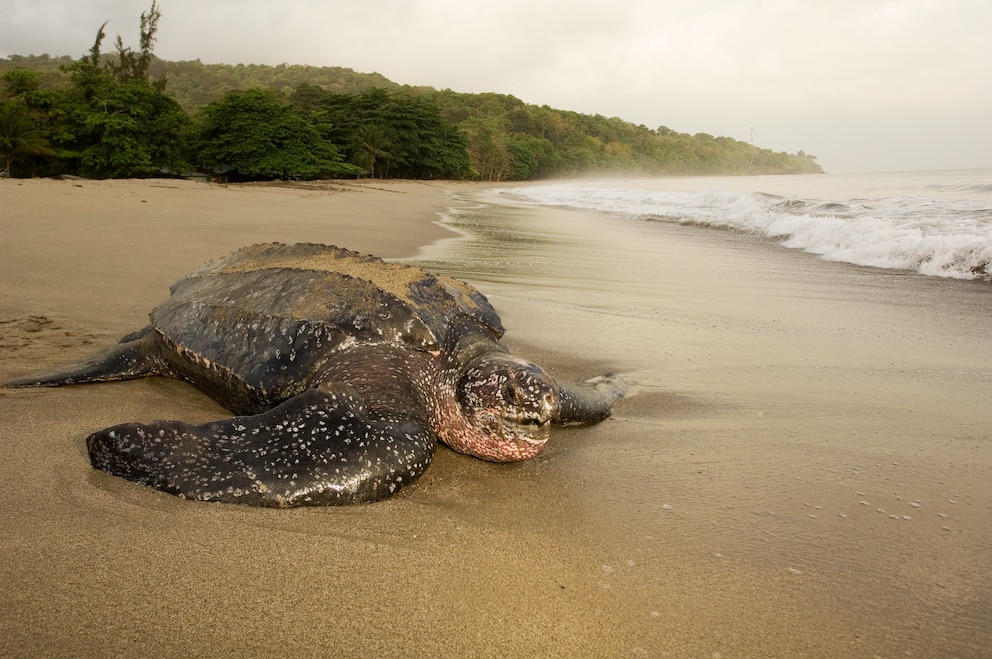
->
[[4, 0, 990, 173]]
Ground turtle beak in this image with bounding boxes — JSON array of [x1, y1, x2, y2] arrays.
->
[[505, 390, 558, 430]]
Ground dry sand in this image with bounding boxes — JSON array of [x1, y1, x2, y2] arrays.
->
[[1, 178, 990, 657]]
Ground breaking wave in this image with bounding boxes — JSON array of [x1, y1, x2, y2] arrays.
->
[[497, 172, 992, 280]]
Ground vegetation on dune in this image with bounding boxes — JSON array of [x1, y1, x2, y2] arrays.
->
[[0, 3, 822, 180]]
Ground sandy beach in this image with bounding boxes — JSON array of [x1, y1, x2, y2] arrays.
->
[[2, 177, 990, 657]]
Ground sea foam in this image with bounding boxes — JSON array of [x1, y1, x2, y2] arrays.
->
[[497, 172, 992, 280]]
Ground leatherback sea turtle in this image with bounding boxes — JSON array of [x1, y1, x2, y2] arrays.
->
[[5, 243, 625, 506]]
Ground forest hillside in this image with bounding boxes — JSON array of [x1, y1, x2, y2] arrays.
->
[[1, 50, 822, 180]]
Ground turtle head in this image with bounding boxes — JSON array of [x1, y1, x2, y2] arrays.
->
[[451, 354, 560, 462]]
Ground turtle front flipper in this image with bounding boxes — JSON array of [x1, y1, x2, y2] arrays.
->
[[86, 385, 435, 506], [556, 373, 628, 425]]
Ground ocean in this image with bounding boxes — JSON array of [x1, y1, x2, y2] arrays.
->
[[409, 171, 992, 654], [492, 169, 992, 281]]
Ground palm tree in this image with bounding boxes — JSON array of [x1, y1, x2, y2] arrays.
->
[[358, 124, 394, 179], [0, 102, 56, 178]]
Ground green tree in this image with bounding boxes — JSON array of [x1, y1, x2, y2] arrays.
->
[[6, 4, 191, 178], [25, 59, 189, 178], [1, 69, 41, 98], [374, 95, 469, 178], [77, 81, 190, 178], [460, 116, 509, 181], [0, 101, 56, 177], [192, 89, 360, 180], [505, 133, 555, 180], [289, 86, 470, 179], [107, 1, 167, 89], [89, 22, 107, 66], [357, 123, 394, 178]]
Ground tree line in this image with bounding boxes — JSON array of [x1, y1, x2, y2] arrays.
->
[[0, 3, 821, 180]]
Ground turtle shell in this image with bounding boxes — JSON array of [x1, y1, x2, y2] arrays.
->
[[149, 243, 504, 403]]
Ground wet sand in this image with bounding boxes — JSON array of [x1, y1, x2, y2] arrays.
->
[[2, 178, 990, 657]]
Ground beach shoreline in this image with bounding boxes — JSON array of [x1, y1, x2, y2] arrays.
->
[[2, 177, 990, 657], [413, 185, 992, 656]]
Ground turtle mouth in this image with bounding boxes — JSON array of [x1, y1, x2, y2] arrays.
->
[[504, 412, 552, 434], [496, 411, 552, 456]]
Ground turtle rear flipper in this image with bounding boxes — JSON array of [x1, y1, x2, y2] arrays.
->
[[3, 328, 163, 387], [556, 373, 628, 425], [86, 385, 436, 506]]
